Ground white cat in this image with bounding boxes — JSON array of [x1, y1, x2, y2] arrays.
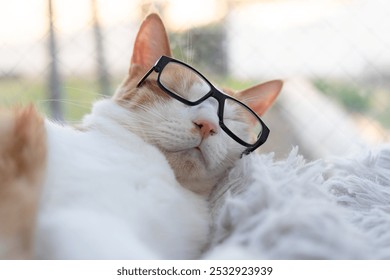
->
[[30, 13, 281, 259]]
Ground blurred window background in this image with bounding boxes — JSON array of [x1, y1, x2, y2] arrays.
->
[[0, 0, 389, 159]]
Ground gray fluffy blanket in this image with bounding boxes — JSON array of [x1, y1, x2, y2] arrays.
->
[[206, 146, 390, 259]]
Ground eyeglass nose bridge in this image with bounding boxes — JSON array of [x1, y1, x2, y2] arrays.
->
[[198, 87, 228, 125]]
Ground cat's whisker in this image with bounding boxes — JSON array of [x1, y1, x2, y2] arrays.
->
[[36, 99, 93, 110], [131, 103, 170, 122], [64, 87, 108, 99], [36, 98, 94, 103], [120, 122, 154, 132]]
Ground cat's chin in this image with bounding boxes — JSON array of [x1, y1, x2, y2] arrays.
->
[[169, 147, 208, 168], [157, 147, 220, 194], [158, 144, 207, 165]]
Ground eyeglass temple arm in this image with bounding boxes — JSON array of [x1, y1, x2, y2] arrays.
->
[[136, 67, 157, 88]]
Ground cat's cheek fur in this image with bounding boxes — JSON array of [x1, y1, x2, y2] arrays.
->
[[153, 104, 202, 152], [150, 101, 242, 186]]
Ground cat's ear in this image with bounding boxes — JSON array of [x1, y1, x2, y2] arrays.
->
[[236, 80, 282, 116], [131, 13, 172, 71]]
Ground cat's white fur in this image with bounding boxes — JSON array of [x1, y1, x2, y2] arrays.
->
[[32, 13, 282, 259], [35, 99, 209, 259]]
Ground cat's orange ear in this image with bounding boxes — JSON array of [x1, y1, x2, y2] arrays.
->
[[236, 80, 283, 116], [131, 13, 172, 70]]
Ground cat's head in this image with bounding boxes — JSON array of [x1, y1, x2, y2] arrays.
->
[[113, 14, 282, 195]]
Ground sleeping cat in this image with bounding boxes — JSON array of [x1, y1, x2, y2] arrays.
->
[[1, 13, 282, 259]]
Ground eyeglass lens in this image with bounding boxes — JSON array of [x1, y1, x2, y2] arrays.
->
[[223, 98, 263, 145], [159, 62, 211, 102]]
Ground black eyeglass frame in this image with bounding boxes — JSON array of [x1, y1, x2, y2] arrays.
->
[[136, 55, 270, 155]]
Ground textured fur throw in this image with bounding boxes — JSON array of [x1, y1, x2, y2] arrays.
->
[[206, 146, 390, 259]]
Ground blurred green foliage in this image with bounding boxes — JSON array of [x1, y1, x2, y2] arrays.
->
[[0, 77, 102, 122], [313, 78, 390, 128], [313, 79, 370, 112]]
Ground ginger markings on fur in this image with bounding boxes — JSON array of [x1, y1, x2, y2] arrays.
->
[[0, 106, 47, 259]]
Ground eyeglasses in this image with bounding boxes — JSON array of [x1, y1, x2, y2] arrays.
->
[[136, 55, 269, 155]]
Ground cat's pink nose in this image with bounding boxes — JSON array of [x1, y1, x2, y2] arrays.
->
[[193, 119, 217, 138]]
